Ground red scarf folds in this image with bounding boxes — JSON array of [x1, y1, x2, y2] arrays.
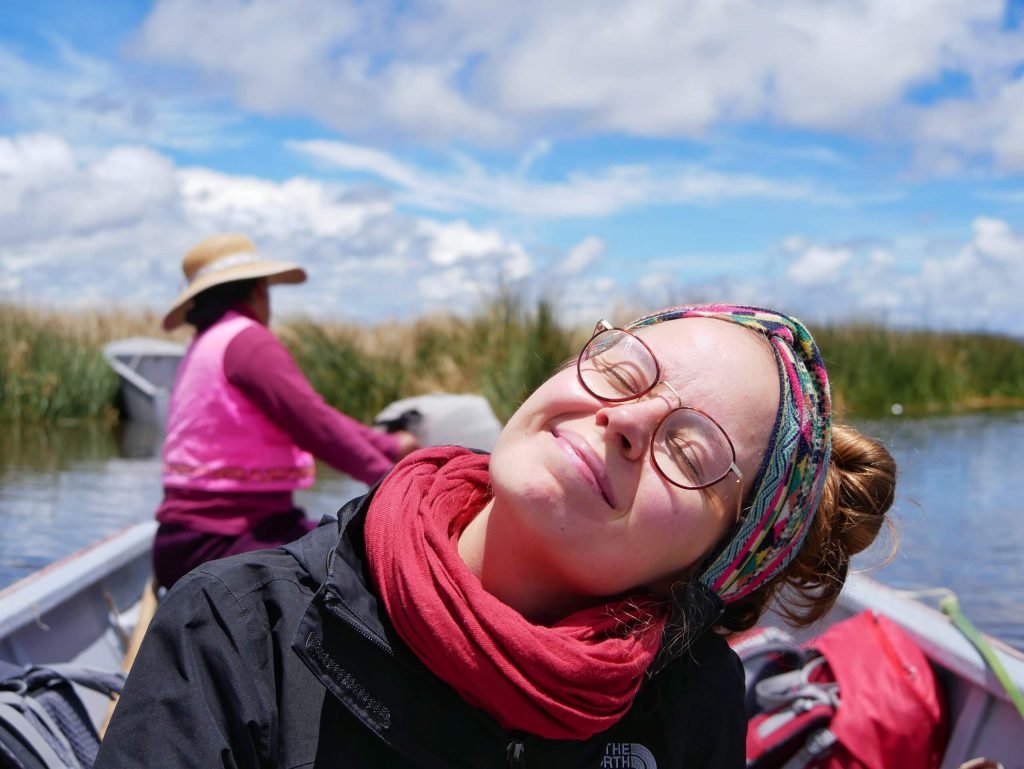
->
[[364, 446, 666, 741]]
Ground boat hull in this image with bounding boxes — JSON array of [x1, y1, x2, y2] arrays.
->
[[102, 337, 185, 427], [1, 524, 1020, 766]]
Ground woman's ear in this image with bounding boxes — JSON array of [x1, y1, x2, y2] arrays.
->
[[249, 278, 272, 324]]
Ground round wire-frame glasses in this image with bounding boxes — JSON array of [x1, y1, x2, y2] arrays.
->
[[576, 320, 745, 524]]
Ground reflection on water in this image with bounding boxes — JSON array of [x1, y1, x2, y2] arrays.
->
[[0, 412, 1021, 649], [0, 423, 132, 580], [0, 423, 366, 588]]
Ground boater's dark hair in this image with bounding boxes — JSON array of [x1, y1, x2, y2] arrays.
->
[[184, 278, 260, 332]]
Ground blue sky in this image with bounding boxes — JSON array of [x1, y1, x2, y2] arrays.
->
[[2, 0, 1023, 334]]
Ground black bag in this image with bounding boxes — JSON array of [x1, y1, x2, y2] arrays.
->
[[0, 662, 124, 769]]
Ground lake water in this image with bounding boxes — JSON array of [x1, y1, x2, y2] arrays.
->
[[1, 412, 1021, 650]]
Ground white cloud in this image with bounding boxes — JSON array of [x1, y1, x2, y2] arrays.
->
[[0, 135, 180, 246], [126, 0, 1024, 169], [6, 1, 1022, 179], [0, 41, 238, 151], [967, 217, 1021, 264], [910, 77, 1024, 172], [0, 133, 75, 179], [179, 169, 389, 240], [294, 141, 421, 189], [868, 248, 894, 268], [711, 219, 1024, 335], [0, 134, 532, 321], [290, 139, 828, 217], [416, 219, 526, 268], [2, 1, 1021, 178], [135, 0, 507, 144], [558, 236, 605, 275], [786, 245, 851, 286], [3, 132, 1022, 335]]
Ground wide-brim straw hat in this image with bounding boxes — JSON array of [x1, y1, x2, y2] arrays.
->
[[162, 233, 307, 331]]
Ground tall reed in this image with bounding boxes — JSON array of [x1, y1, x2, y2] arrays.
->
[[816, 325, 1024, 417], [4, 299, 1024, 425], [281, 294, 582, 423], [0, 304, 165, 424]]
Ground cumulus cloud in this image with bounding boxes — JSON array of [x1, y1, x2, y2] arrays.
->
[[2, 133, 1021, 334], [0, 134, 180, 247], [125, 0, 1024, 169], [8, 2, 1023, 176], [909, 77, 1024, 172], [134, 0, 508, 144], [0, 41, 238, 151], [785, 245, 851, 286], [703, 219, 1024, 335], [0, 134, 534, 321]]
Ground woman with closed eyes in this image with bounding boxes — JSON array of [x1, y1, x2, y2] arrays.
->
[[97, 304, 895, 769]]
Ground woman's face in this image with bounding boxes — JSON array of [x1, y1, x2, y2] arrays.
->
[[487, 317, 780, 600]]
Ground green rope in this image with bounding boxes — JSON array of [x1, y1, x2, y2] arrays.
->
[[939, 594, 1024, 722]]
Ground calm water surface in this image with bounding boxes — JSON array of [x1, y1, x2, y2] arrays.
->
[[1, 412, 1021, 649], [851, 411, 1024, 650]]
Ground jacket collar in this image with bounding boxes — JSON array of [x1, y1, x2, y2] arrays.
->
[[285, 476, 721, 767], [289, 486, 521, 765]]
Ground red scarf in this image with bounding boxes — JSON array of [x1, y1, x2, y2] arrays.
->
[[364, 446, 667, 740]]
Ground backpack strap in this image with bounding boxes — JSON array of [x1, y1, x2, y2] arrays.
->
[[30, 666, 124, 699], [0, 690, 79, 769], [754, 656, 838, 711], [747, 655, 839, 769], [777, 728, 838, 769], [0, 664, 125, 769]]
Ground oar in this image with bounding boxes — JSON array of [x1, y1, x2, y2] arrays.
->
[[99, 577, 160, 738]]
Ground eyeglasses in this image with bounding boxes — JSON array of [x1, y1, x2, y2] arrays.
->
[[576, 320, 745, 525]]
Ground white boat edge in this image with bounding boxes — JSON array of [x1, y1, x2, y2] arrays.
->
[[0, 522, 1020, 765], [102, 337, 186, 427], [0, 522, 157, 669], [840, 572, 1024, 699]]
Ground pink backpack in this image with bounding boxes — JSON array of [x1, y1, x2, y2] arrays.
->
[[734, 611, 950, 769]]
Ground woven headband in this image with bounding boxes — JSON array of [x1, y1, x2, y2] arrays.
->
[[627, 304, 832, 604]]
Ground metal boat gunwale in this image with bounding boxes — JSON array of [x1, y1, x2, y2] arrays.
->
[[1, 522, 1021, 765]]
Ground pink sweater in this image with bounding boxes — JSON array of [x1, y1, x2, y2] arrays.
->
[[156, 307, 399, 535]]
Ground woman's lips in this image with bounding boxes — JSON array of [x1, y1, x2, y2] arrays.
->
[[552, 427, 617, 509]]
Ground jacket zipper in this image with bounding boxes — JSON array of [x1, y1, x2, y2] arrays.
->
[[321, 593, 395, 655], [506, 737, 526, 767]]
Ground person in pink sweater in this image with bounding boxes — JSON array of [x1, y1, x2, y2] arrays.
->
[[153, 232, 418, 589]]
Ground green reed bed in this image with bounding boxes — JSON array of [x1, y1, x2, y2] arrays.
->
[[817, 325, 1024, 418], [1, 306, 114, 424], [0, 303, 173, 424], [5, 299, 1024, 425], [282, 296, 581, 423]]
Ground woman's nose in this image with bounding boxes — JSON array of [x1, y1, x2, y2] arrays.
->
[[595, 397, 666, 461]]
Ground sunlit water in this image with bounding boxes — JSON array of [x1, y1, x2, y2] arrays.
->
[[851, 410, 1024, 650], [1, 412, 1021, 650]]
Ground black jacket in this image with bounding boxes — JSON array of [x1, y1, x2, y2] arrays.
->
[[96, 489, 746, 768]]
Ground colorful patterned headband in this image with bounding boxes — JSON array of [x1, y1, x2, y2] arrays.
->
[[627, 304, 832, 604]]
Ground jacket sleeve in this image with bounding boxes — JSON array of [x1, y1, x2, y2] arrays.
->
[[94, 571, 276, 769], [223, 325, 400, 485]]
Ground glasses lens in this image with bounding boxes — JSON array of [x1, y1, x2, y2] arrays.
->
[[578, 329, 659, 402], [652, 408, 735, 489]]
